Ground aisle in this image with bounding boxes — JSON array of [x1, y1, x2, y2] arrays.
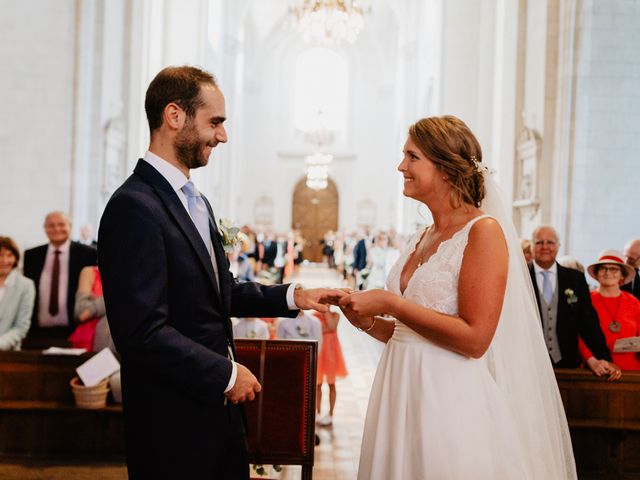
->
[[281, 264, 382, 480]]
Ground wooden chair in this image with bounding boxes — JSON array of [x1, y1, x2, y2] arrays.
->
[[235, 338, 318, 480]]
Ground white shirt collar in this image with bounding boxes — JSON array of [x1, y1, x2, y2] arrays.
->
[[143, 150, 190, 193], [47, 239, 71, 255], [533, 261, 557, 276]]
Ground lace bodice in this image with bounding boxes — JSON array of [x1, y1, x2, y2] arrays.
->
[[386, 215, 490, 316]]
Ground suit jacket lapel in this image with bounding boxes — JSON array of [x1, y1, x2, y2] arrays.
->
[[133, 160, 220, 299], [556, 263, 568, 320], [528, 265, 543, 324], [201, 195, 234, 346], [201, 196, 231, 313]]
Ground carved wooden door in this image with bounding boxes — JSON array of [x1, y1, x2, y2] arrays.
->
[[291, 178, 338, 262]]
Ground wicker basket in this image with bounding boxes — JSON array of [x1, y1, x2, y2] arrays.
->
[[70, 376, 110, 409]]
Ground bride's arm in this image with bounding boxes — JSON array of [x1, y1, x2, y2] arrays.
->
[[340, 219, 508, 357], [340, 307, 396, 343]]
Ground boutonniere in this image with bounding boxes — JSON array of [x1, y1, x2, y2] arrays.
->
[[296, 324, 309, 337], [218, 218, 241, 254], [564, 288, 578, 305]]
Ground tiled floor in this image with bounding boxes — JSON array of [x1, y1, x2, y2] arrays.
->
[[0, 265, 381, 480]]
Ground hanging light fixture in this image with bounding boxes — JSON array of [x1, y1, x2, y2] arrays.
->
[[290, 0, 366, 46], [305, 152, 332, 190]]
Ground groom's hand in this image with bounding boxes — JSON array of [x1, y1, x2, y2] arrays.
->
[[293, 287, 350, 312], [225, 363, 261, 404]]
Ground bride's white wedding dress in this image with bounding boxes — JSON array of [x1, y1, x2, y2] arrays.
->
[[358, 181, 577, 480], [359, 215, 528, 479]]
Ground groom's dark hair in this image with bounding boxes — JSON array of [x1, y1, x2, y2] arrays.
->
[[145, 65, 219, 134]]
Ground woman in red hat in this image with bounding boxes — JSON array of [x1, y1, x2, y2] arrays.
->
[[579, 249, 640, 370]]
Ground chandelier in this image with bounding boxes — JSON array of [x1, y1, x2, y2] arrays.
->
[[305, 152, 332, 190], [291, 0, 366, 46]]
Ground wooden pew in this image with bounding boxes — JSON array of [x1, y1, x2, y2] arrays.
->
[[0, 340, 318, 478], [0, 350, 125, 458], [556, 368, 640, 479]]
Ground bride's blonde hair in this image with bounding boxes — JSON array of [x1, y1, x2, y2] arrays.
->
[[409, 115, 485, 208]]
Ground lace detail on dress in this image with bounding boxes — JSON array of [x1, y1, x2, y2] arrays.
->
[[386, 215, 490, 316]]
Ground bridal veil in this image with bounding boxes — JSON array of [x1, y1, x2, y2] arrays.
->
[[481, 170, 577, 479]]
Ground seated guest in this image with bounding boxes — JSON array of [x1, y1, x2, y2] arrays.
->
[[69, 266, 114, 352], [622, 239, 640, 300], [0, 237, 35, 350], [528, 225, 621, 379], [579, 250, 640, 370], [277, 310, 322, 347], [233, 317, 269, 339], [23, 212, 97, 345]]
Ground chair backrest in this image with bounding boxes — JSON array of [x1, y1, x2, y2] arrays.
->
[[235, 339, 317, 479]]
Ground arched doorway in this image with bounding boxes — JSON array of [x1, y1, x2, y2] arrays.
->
[[292, 177, 339, 263]]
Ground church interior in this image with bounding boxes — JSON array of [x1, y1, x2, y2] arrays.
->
[[0, 0, 639, 479]]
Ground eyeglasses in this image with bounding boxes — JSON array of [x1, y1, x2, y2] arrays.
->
[[534, 240, 557, 247], [598, 266, 622, 274]]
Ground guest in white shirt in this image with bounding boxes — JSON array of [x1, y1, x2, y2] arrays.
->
[[0, 237, 35, 350], [233, 317, 270, 339], [23, 212, 97, 346], [277, 311, 322, 349]]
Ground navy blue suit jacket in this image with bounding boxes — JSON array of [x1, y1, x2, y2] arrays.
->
[[353, 238, 367, 271], [99, 159, 296, 478]]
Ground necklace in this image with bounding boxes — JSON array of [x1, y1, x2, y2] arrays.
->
[[598, 293, 622, 333], [415, 225, 433, 268]]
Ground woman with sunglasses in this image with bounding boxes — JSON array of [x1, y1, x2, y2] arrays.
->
[[579, 249, 640, 370]]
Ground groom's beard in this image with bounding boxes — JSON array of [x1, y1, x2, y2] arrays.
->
[[175, 119, 212, 170]]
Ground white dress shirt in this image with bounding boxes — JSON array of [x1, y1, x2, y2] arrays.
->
[[38, 239, 71, 327], [533, 261, 558, 295]]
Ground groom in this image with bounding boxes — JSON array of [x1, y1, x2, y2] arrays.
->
[[99, 66, 343, 479]]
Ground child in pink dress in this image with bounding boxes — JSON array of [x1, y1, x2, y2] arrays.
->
[[314, 309, 348, 426]]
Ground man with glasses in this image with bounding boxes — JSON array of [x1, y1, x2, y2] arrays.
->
[[622, 238, 640, 300], [528, 226, 620, 378]]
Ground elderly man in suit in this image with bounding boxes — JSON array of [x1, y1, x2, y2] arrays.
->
[[622, 238, 640, 301], [99, 65, 345, 480], [528, 225, 620, 379], [23, 211, 97, 345]]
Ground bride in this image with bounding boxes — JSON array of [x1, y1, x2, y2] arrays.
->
[[339, 115, 576, 479]]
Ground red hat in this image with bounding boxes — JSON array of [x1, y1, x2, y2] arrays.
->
[[587, 249, 635, 285]]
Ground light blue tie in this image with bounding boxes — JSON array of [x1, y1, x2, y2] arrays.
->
[[541, 270, 553, 304], [181, 180, 212, 256]]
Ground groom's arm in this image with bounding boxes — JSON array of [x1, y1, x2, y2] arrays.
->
[[229, 280, 297, 318]]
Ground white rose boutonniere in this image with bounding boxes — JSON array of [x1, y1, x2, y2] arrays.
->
[[564, 288, 578, 305], [218, 218, 242, 254]]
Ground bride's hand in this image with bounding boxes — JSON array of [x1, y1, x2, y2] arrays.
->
[[339, 305, 374, 330], [338, 289, 396, 317]]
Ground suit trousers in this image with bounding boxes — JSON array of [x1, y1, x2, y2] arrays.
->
[[126, 402, 249, 480]]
